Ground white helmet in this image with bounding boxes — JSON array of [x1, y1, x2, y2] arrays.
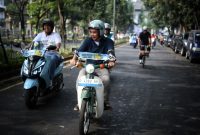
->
[[142, 26, 147, 30], [88, 20, 105, 36], [104, 23, 111, 29]]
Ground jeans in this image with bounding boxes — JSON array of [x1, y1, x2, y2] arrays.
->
[[44, 51, 61, 80]]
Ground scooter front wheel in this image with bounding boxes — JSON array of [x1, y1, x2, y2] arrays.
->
[[24, 87, 38, 109], [79, 99, 90, 135]]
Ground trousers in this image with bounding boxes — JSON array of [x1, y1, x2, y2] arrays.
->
[[44, 51, 61, 80]]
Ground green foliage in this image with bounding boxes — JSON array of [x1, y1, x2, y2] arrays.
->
[[142, 0, 200, 31], [6, 0, 134, 40], [115, 38, 128, 45], [0, 49, 25, 72], [59, 46, 75, 58], [27, 0, 55, 32]]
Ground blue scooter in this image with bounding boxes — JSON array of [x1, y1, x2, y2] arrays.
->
[[20, 42, 64, 109]]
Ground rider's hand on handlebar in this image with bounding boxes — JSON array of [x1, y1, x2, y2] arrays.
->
[[70, 59, 77, 66], [108, 61, 115, 68]]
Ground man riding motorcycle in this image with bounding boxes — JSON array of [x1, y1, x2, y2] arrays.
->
[[104, 23, 114, 41], [70, 20, 116, 111], [32, 19, 62, 86]]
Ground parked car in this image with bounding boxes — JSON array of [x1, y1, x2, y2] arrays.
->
[[185, 30, 200, 63], [164, 34, 173, 47], [180, 32, 189, 56], [170, 35, 183, 53]]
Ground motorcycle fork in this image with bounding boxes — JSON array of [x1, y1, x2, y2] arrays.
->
[[82, 74, 96, 116]]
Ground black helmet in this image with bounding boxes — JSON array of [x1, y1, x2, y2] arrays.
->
[[42, 19, 54, 30]]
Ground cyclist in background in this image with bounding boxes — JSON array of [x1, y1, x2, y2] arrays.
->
[[138, 26, 151, 64]]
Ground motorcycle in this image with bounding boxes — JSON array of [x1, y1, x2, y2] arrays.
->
[[20, 42, 64, 109], [129, 36, 138, 48], [71, 51, 115, 135]]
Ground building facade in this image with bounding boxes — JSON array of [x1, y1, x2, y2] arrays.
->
[[133, 0, 149, 34], [0, 0, 5, 26]]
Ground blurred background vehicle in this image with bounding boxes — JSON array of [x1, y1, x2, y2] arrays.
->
[[164, 34, 174, 47], [185, 30, 200, 63], [169, 35, 182, 52], [173, 35, 184, 54], [180, 32, 189, 56]]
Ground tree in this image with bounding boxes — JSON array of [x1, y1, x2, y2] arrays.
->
[[27, 0, 54, 33], [142, 0, 200, 32], [0, 34, 8, 64], [12, 0, 28, 41]]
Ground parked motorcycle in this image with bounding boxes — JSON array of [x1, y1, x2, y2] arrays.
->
[[71, 51, 115, 135], [20, 42, 64, 109]]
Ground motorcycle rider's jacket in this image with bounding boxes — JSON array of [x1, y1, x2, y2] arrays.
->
[[104, 33, 114, 41], [77, 36, 115, 65]]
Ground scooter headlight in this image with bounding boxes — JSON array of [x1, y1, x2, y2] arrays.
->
[[32, 70, 38, 75], [32, 66, 42, 75], [85, 64, 95, 74]]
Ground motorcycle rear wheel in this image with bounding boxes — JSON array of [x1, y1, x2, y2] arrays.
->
[[79, 99, 90, 135], [24, 87, 38, 109]]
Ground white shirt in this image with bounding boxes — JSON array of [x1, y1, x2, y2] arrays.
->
[[33, 32, 61, 48]]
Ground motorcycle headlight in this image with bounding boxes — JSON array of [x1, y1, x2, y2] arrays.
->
[[32, 70, 38, 75], [32, 67, 42, 75], [85, 64, 95, 74]]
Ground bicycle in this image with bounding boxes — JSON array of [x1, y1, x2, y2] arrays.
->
[[139, 45, 150, 68]]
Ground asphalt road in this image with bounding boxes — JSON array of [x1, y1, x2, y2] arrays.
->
[[0, 44, 200, 135]]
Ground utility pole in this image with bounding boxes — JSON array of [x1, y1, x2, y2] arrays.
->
[[113, 0, 116, 40]]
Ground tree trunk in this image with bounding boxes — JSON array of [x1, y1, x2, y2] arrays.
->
[[57, 0, 66, 48], [0, 34, 9, 64], [20, 11, 26, 42]]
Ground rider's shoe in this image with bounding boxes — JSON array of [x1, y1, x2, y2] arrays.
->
[[104, 102, 112, 110], [139, 60, 143, 64], [73, 104, 79, 111]]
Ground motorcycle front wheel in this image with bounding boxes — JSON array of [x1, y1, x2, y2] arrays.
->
[[24, 87, 38, 109], [79, 99, 90, 135]]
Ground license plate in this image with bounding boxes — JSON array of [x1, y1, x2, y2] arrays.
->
[[78, 52, 109, 61], [78, 78, 103, 87]]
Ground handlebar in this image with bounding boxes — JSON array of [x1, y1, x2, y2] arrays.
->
[[70, 62, 109, 70]]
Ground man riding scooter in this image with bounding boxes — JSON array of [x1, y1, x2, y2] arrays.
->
[[70, 20, 116, 111], [21, 19, 64, 108], [33, 19, 62, 86]]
